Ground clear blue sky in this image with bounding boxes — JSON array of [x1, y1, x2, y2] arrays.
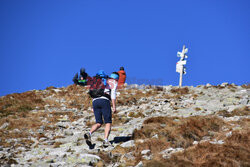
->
[[0, 0, 249, 96]]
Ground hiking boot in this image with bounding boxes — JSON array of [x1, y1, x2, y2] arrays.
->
[[103, 140, 112, 148], [84, 133, 91, 142]]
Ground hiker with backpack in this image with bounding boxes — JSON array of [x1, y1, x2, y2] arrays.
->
[[84, 70, 119, 147], [72, 67, 89, 86]]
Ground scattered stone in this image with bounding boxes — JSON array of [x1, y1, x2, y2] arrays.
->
[[78, 153, 101, 164], [1, 84, 249, 166], [120, 152, 135, 163], [226, 131, 232, 137], [240, 98, 249, 105], [210, 139, 224, 145], [120, 140, 135, 148], [142, 154, 152, 160], [58, 115, 69, 122], [135, 161, 143, 167], [193, 141, 198, 145], [161, 147, 184, 159], [152, 134, 159, 139], [141, 149, 151, 155], [56, 122, 70, 129], [0, 123, 9, 130], [64, 130, 74, 136]]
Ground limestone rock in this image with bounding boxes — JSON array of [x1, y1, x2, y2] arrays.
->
[[120, 140, 135, 148]]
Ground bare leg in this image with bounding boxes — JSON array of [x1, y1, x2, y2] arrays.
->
[[104, 123, 111, 140], [90, 123, 102, 134]]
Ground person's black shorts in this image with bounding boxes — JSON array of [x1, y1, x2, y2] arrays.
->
[[93, 98, 112, 124]]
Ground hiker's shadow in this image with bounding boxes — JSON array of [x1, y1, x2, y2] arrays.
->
[[110, 136, 132, 144], [86, 140, 96, 149]]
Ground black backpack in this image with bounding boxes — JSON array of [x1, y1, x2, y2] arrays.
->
[[88, 76, 110, 99]]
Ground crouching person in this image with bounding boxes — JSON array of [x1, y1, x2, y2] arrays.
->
[[84, 72, 119, 147]]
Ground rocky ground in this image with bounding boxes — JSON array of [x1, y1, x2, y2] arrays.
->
[[0, 83, 249, 167]]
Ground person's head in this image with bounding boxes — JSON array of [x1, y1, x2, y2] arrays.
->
[[96, 70, 107, 78], [109, 72, 119, 81], [80, 68, 85, 74], [120, 67, 124, 71]]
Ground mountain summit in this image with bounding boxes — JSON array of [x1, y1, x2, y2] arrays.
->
[[0, 83, 249, 166]]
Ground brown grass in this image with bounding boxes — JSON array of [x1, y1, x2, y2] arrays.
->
[[98, 146, 134, 165], [155, 130, 250, 167], [98, 152, 112, 164], [0, 85, 87, 151], [0, 84, 249, 166], [212, 85, 226, 89], [133, 116, 225, 148], [227, 84, 237, 89], [117, 88, 162, 106], [128, 111, 145, 118], [133, 138, 170, 165], [48, 84, 92, 110], [0, 91, 45, 118], [112, 115, 130, 126], [170, 87, 189, 95], [195, 107, 201, 111], [53, 142, 63, 148], [192, 94, 199, 99], [218, 106, 249, 117], [203, 84, 237, 90], [139, 117, 250, 167], [241, 84, 250, 89], [231, 118, 250, 130]]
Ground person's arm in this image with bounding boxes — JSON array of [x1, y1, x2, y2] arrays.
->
[[110, 80, 118, 113], [72, 73, 79, 84], [111, 99, 116, 113]]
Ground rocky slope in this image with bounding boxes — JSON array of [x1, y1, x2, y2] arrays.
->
[[0, 83, 249, 167]]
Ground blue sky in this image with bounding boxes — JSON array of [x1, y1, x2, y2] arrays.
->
[[0, 0, 249, 96]]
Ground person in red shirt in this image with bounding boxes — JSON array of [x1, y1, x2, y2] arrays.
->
[[117, 67, 126, 89]]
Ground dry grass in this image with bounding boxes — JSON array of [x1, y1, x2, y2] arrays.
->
[[212, 85, 226, 89], [132, 117, 250, 167], [0, 109, 81, 149], [85, 120, 95, 127], [117, 88, 163, 106], [203, 84, 237, 90], [218, 106, 249, 117], [227, 84, 237, 89], [133, 116, 225, 148], [98, 152, 112, 164], [230, 118, 250, 130], [98, 146, 134, 165], [0, 84, 249, 166], [241, 84, 250, 89], [128, 111, 145, 118], [112, 115, 130, 126], [154, 130, 250, 167], [192, 94, 199, 99], [170, 87, 189, 95], [0, 85, 86, 151], [194, 107, 201, 111], [0, 91, 45, 118], [132, 138, 170, 165], [53, 142, 63, 148], [135, 138, 169, 154], [232, 106, 250, 116], [46, 84, 92, 110]]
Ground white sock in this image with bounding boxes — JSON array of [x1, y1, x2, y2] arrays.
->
[[89, 132, 92, 136], [104, 138, 108, 142]]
